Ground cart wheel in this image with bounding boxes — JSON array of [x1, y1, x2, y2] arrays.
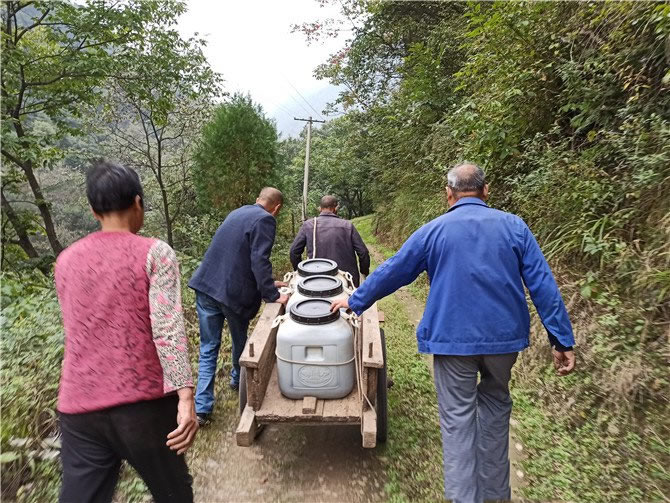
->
[[239, 366, 247, 416], [376, 328, 388, 443]]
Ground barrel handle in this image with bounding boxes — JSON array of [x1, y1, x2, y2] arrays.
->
[[271, 314, 288, 328]]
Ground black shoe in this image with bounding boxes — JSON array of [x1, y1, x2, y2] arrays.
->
[[196, 413, 211, 427], [229, 380, 239, 391], [387, 377, 394, 389]]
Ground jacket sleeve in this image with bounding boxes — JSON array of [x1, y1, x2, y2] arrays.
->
[[348, 228, 427, 315], [146, 240, 194, 393], [351, 225, 370, 276], [289, 224, 307, 270], [250, 215, 280, 302], [520, 222, 575, 350]]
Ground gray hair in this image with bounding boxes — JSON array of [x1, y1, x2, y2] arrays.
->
[[446, 162, 486, 194]]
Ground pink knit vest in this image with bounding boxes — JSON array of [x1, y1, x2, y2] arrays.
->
[[55, 232, 166, 414]]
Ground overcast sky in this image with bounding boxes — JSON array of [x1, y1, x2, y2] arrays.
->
[[178, 0, 347, 137]]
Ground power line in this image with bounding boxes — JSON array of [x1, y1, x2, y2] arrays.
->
[[286, 93, 312, 117], [277, 104, 295, 117], [270, 101, 297, 120], [262, 97, 302, 123], [285, 79, 325, 121]]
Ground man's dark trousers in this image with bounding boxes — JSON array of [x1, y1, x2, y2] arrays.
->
[[433, 353, 518, 503]]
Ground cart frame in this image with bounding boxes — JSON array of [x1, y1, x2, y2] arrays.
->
[[235, 301, 386, 448]]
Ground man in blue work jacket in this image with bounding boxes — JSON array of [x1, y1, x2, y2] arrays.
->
[[331, 163, 576, 503], [189, 187, 289, 426]]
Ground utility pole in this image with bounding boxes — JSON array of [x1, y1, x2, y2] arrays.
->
[[295, 116, 325, 221]]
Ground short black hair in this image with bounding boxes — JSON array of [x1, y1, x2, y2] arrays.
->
[[320, 195, 338, 209], [258, 187, 283, 206], [86, 160, 144, 215]]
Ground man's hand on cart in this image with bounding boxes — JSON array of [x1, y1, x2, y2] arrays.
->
[[330, 298, 350, 312]]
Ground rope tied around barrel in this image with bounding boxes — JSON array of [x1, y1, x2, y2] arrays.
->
[[271, 310, 376, 432]]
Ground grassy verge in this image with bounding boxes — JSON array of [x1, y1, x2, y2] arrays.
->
[[379, 293, 443, 501], [353, 215, 430, 303]]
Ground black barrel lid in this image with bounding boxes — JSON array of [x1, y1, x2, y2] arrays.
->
[[297, 275, 343, 298], [297, 258, 338, 277], [289, 299, 340, 325]]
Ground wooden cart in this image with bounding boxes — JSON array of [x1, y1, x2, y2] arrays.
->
[[235, 301, 387, 448]]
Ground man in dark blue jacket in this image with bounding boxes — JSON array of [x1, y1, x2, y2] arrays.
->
[[332, 163, 576, 503], [189, 187, 288, 425]]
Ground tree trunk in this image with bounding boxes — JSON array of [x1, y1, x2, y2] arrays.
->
[[155, 140, 173, 248], [7, 118, 64, 256], [1, 189, 39, 259], [2, 4, 61, 258], [162, 188, 173, 247], [20, 159, 63, 255]]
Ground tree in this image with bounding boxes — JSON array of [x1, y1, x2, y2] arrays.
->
[[293, 116, 373, 219], [295, 2, 670, 499], [0, 0, 191, 261], [193, 94, 279, 216], [102, 24, 221, 247]]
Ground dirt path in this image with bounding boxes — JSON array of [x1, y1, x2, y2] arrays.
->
[[189, 394, 387, 503], [365, 244, 525, 499], [189, 387, 387, 502]]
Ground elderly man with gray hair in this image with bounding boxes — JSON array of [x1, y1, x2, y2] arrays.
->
[[332, 162, 575, 503]]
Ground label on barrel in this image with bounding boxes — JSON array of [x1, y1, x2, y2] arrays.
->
[[297, 365, 335, 387]]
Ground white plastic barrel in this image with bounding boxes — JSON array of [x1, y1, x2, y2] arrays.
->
[[286, 275, 350, 310], [275, 299, 355, 400], [285, 258, 355, 291]]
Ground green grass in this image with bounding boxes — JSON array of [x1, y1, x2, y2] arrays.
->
[[353, 215, 394, 260], [379, 293, 444, 502], [353, 215, 430, 303]]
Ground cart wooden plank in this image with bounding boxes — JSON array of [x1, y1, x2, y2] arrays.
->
[[240, 302, 284, 410], [256, 365, 360, 423], [361, 303, 384, 368], [236, 405, 258, 447], [239, 302, 284, 369], [365, 367, 378, 406], [361, 408, 377, 448], [302, 396, 317, 414]]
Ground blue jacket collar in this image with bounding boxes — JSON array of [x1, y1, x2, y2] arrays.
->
[[447, 197, 488, 212]]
